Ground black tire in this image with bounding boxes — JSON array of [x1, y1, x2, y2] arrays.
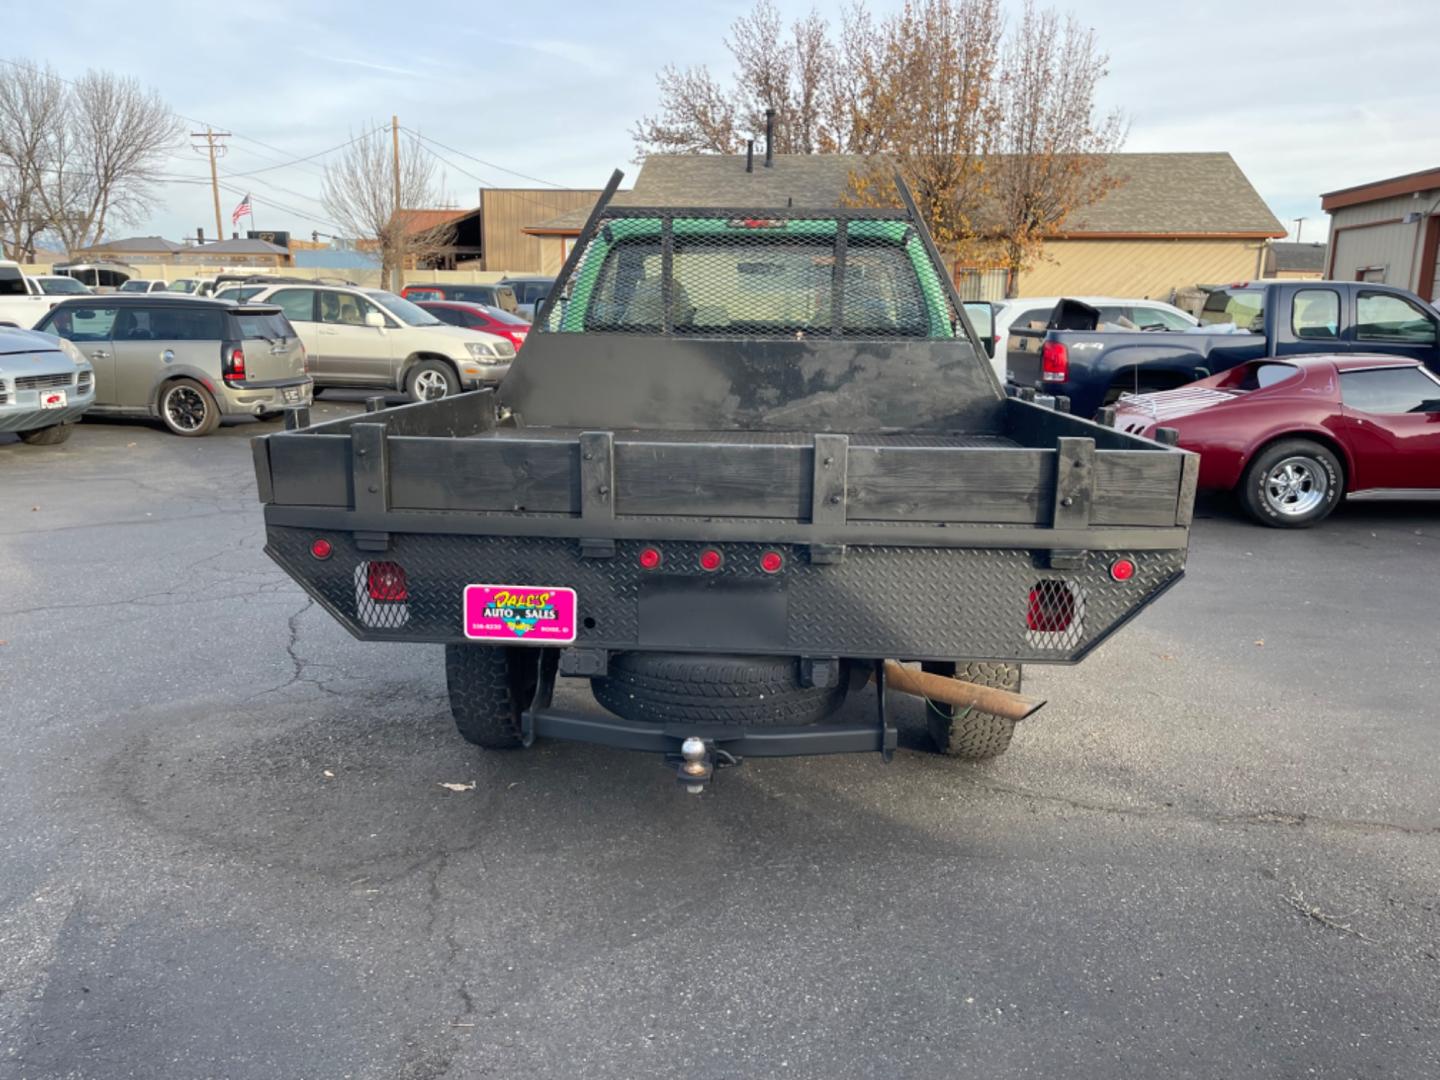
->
[[922, 661, 1022, 760], [592, 652, 848, 726], [18, 422, 74, 445], [158, 378, 221, 437], [1237, 438, 1342, 528], [445, 645, 538, 749], [405, 359, 460, 402]]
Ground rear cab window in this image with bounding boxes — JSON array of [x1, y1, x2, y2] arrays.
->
[[579, 222, 936, 338], [1199, 288, 1265, 332]]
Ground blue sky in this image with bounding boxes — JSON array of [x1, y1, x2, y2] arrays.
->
[[7, 0, 1436, 245]]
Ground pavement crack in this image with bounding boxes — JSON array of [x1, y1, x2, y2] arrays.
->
[[955, 774, 1440, 838]]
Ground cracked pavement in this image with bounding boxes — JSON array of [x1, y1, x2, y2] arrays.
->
[[2, 402, 1438, 1079]]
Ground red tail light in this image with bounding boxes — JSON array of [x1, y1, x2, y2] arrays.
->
[[1027, 582, 1075, 632], [366, 561, 408, 602], [222, 345, 246, 386], [760, 550, 784, 574], [310, 538, 332, 560], [638, 546, 662, 570], [1109, 558, 1136, 582], [1040, 342, 1068, 383], [699, 548, 723, 572]]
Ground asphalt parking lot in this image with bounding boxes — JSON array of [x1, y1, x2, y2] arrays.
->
[[2, 401, 1438, 1080]]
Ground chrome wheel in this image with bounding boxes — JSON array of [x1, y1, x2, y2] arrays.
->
[[1263, 456, 1327, 517], [412, 368, 451, 400], [164, 385, 208, 432]]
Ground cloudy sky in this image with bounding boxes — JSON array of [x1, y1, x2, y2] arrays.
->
[[7, 0, 1436, 246]]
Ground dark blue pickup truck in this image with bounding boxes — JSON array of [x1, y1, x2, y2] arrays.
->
[[1007, 280, 1440, 418]]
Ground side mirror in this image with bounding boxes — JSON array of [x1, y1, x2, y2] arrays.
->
[[364, 311, 386, 330]]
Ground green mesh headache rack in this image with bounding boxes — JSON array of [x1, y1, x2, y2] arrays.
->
[[539, 213, 965, 341]]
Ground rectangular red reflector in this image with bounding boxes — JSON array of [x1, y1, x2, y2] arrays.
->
[[367, 561, 408, 602]]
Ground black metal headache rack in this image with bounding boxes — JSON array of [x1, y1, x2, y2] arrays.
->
[[533, 169, 974, 343]]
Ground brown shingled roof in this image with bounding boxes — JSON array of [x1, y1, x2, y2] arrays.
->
[[527, 152, 1284, 239]]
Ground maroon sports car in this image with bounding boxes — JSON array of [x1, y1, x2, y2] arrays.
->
[[1111, 355, 1440, 527]]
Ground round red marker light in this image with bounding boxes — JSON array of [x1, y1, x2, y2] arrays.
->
[[760, 550, 784, 574], [310, 538, 333, 560], [699, 548, 723, 572], [638, 546, 662, 570], [1109, 558, 1136, 582]]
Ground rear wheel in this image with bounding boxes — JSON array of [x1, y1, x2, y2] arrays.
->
[[445, 645, 538, 749], [406, 359, 460, 402], [592, 652, 848, 726], [159, 378, 220, 436], [18, 422, 75, 445], [922, 661, 1022, 760], [1237, 439, 1342, 528]]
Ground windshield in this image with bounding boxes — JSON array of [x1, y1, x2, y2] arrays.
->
[[366, 290, 442, 326], [39, 277, 90, 294], [119, 280, 153, 293]]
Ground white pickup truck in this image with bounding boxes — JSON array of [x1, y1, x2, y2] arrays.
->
[[0, 260, 63, 328]]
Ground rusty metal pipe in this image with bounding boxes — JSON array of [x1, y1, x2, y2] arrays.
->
[[875, 661, 1046, 723]]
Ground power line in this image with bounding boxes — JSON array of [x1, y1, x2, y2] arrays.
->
[[405, 136, 572, 218], [217, 126, 386, 178], [401, 128, 564, 189]]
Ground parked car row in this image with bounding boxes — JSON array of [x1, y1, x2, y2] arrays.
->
[[999, 280, 1440, 528], [0, 323, 95, 445]]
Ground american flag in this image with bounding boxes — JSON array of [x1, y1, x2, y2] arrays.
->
[[231, 193, 252, 226]]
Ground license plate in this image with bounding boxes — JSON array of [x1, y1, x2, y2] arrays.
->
[[39, 389, 67, 409], [283, 387, 302, 403], [463, 584, 577, 644]]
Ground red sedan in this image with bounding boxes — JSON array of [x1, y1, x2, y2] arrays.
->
[[416, 301, 530, 351], [1112, 355, 1440, 527]]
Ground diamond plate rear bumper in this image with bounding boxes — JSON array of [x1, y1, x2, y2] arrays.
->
[[266, 526, 1183, 664]]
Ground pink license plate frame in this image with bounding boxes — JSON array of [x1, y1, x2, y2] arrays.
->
[[463, 584, 578, 645]]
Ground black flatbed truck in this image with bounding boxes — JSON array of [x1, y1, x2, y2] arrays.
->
[[252, 170, 1196, 787]]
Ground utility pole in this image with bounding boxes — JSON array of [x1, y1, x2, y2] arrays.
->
[[1293, 217, 1306, 243], [391, 115, 402, 290], [191, 128, 231, 241]]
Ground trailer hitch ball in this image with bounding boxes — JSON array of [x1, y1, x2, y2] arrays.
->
[[676, 737, 714, 793]]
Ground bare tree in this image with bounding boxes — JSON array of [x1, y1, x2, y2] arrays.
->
[[990, 2, 1127, 294], [845, 0, 1005, 257], [321, 126, 454, 287], [630, 65, 739, 154], [631, 0, 1127, 287], [0, 63, 66, 260], [632, 2, 862, 158], [41, 70, 180, 253]]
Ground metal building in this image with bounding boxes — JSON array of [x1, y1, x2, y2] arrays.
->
[[1322, 167, 1440, 302]]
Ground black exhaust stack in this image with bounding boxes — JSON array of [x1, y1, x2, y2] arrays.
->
[[764, 109, 775, 167], [746, 139, 754, 173]]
